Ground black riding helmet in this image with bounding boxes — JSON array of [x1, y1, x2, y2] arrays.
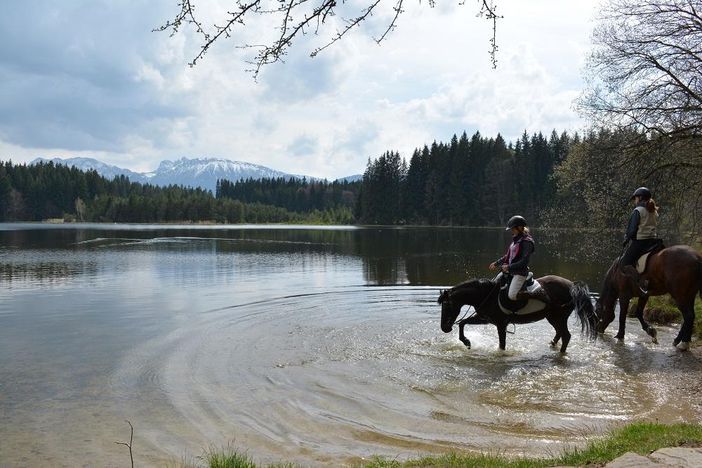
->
[[630, 187, 652, 200], [506, 215, 527, 230]]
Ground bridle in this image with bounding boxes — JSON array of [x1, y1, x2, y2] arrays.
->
[[443, 281, 500, 325]]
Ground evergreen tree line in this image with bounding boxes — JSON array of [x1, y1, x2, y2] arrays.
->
[[216, 177, 358, 220], [357, 130, 573, 225], [3, 126, 697, 237], [0, 161, 352, 224]]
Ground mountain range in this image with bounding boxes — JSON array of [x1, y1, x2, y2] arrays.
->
[[30, 157, 362, 192]]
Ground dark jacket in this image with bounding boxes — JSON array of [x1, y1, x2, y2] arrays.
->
[[495, 233, 534, 276], [625, 208, 641, 242]]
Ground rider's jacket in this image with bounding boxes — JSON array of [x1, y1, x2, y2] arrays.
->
[[625, 201, 658, 241], [494, 232, 534, 276]]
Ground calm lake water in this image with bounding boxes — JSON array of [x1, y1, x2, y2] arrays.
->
[[1, 223, 701, 466]]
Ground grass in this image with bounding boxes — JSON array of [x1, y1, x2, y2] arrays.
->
[[554, 422, 702, 466], [201, 422, 702, 467], [205, 450, 257, 468]]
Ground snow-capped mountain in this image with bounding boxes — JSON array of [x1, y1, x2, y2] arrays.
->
[[336, 174, 363, 183], [30, 156, 320, 192], [147, 157, 305, 192], [31, 157, 148, 183]]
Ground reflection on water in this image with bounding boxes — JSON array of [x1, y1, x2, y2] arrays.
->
[[0, 223, 616, 287], [0, 223, 700, 466]]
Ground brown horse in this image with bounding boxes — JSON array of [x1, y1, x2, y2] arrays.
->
[[596, 245, 702, 349], [438, 275, 597, 353]]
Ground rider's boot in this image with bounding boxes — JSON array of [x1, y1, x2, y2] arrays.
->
[[516, 287, 551, 304], [621, 265, 648, 297]]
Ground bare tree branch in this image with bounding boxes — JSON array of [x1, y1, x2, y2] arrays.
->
[[579, 0, 702, 140], [114, 420, 134, 468], [157, 0, 502, 77]]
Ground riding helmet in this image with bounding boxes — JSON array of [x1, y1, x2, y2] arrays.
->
[[630, 187, 652, 200], [506, 215, 527, 230]]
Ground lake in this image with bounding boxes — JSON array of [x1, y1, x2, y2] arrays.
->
[[1, 223, 700, 466]]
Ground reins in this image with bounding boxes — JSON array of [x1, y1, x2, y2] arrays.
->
[[451, 281, 500, 325]]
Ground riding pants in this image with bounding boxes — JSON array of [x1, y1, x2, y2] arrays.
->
[[508, 274, 527, 300], [621, 238, 660, 266], [495, 272, 527, 301]]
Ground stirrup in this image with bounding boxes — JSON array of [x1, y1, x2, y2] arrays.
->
[[640, 280, 649, 296]]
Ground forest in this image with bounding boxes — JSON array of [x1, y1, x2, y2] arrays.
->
[[0, 123, 700, 246], [2, 1, 701, 244], [0, 161, 355, 224]]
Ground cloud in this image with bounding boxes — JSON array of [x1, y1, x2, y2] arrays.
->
[[0, 0, 601, 180], [332, 120, 379, 157], [287, 135, 319, 157], [0, 0, 189, 152]]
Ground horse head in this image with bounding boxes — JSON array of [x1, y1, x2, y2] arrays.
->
[[438, 279, 492, 333], [596, 258, 621, 332], [438, 289, 458, 333]]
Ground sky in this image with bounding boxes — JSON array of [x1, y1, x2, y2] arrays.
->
[[0, 0, 602, 180]]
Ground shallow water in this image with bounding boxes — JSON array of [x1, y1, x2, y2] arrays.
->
[[0, 224, 700, 466]]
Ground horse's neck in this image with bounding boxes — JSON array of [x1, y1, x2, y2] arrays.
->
[[454, 280, 495, 304], [601, 263, 621, 303]]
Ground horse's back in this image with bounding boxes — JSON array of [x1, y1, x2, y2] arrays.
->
[[662, 244, 702, 259], [536, 275, 575, 303], [536, 274, 574, 289], [651, 245, 702, 297], [653, 245, 702, 270]]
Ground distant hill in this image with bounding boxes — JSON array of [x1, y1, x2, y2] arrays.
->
[[335, 174, 362, 183], [31, 157, 148, 183], [145, 157, 305, 192], [29, 156, 339, 192]]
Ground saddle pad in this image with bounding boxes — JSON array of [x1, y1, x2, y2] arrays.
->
[[636, 252, 650, 274], [498, 280, 548, 315]]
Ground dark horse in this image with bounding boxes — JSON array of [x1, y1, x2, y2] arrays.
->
[[596, 245, 702, 349], [438, 275, 597, 353]]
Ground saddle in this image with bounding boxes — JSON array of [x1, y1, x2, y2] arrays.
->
[[635, 240, 665, 273], [497, 272, 545, 314]]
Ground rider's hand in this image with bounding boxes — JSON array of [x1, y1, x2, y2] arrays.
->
[[488, 262, 497, 271], [501, 264, 509, 273]]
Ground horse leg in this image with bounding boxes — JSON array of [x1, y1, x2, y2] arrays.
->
[[458, 320, 471, 348], [545, 316, 561, 347], [615, 297, 631, 340], [673, 302, 695, 350], [497, 324, 507, 350], [634, 295, 657, 343], [457, 316, 488, 349], [549, 314, 571, 353], [559, 322, 571, 354]]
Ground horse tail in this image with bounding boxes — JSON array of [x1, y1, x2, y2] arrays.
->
[[570, 281, 597, 341]]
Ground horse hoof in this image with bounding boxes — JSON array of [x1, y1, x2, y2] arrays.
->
[[648, 327, 658, 344], [676, 341, 690, 351], [549, 341, 557, 347], [673, 337, 682, 347], [615, 333, 624, 340]]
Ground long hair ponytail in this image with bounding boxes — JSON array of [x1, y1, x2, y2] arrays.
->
[[646, 198, 658, 213]]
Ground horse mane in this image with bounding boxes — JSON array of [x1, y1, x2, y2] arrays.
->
[[450, 278, 496, 296], [600, 257, 620, 303]]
